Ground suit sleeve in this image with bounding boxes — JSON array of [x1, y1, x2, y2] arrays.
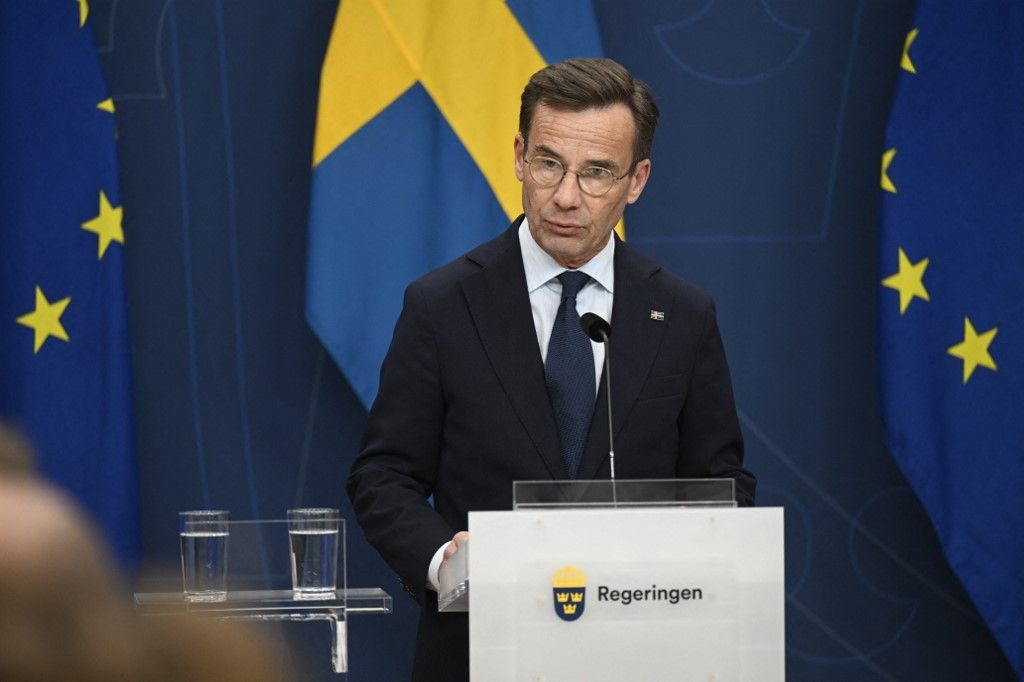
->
[[675, 298, 756, 506], [346, 282, 455, 604]]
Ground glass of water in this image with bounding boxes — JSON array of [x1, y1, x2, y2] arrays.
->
[[287, 508, 340, 596], [179, 510, 229, 601]]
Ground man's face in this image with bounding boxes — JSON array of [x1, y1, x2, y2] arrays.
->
[[514, 103, 651, 269]]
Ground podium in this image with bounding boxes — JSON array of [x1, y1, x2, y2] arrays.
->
[[443, 480, 784, 681]]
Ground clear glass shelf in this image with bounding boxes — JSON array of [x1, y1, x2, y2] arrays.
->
[[438, 579, 469, 612], [513, 478, 737, 509], [134, 587, 391, 617], [134, 587, 391, 674]]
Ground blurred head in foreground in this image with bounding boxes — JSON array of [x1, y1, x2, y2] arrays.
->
[[0, 423, 35, 478], [0, 424, 283, 681]]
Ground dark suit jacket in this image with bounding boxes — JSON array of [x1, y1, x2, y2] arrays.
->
[[347, 217, 755, 681]]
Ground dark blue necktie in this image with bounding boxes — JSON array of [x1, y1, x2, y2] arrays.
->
[[545, 271, 595, 479]]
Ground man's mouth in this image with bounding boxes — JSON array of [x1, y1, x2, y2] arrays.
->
[[547, 220, 584, 233]]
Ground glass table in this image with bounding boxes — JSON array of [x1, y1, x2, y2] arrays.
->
[[134, 588, 392, 674]]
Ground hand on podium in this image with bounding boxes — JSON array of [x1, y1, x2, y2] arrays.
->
[[437, 531, 470, 612], [442, 531, 469, 566]]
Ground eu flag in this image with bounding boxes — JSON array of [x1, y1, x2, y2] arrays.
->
[[0, 2, 140, 566], [305, 0, 603, 408], [879, 3, 1023, 675]]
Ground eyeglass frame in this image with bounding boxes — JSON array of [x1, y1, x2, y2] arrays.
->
[[521, 153, 635, 197]]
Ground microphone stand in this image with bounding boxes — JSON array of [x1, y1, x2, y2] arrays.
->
[[596, 326, 617, 509], [580, 313, 617, 508]]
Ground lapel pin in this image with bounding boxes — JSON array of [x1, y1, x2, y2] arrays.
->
[[650, 310, 665, 321]]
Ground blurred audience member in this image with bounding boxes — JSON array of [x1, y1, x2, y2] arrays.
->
[[0, 424, 284, 681], [0, 423, 35, 478]]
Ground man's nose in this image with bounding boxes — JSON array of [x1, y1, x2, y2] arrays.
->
[[552, 170, 582, 209]]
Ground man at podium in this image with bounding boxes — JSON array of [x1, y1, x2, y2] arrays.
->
[[348, 58, 756, 681]]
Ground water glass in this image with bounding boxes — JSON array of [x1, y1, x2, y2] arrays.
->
[[179, 510, 229, 601], [287, 508, 340, 595]]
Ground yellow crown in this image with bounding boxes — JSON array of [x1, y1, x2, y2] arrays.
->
[[562, 603, 578, 615], [556, 593, 569, 603], [551, 565, 587, 588], [570, 592, 583, 603]]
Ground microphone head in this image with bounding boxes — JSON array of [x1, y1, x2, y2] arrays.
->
[[580, 313, 611, 342]]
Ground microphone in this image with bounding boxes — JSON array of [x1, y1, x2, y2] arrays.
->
[[580, 312, 610, 344], [579, 313, 617, 503]]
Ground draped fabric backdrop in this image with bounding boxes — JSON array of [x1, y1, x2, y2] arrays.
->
[[1, 1, 139, 567], [306, 0, 603, 409], [879, 2, 1023, 675]]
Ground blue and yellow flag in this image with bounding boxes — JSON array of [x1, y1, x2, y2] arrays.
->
[[879, 3, 1023, 675], [305, 1, 603, 408], [0, 2, 139, 566]]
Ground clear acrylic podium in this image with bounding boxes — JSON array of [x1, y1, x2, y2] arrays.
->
[[441, 479, 785, 681], [133, 519, 392, 674]]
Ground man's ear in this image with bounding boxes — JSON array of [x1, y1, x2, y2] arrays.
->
[[514, 133, 526, 182], [626, 158, 651, 204]]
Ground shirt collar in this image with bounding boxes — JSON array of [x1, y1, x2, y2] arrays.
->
[[519, 218, 615, 294]]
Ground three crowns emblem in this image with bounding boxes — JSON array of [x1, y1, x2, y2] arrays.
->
[[552, 565, 587, 622]]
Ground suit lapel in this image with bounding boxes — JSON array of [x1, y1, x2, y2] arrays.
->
[[578, 241, 667, 480], [460, 222, 567, 479]]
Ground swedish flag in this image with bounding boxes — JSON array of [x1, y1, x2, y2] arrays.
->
[[0, 2, 139, 566], [305, 1, 603, 408], [879, 3, 1023, 675]]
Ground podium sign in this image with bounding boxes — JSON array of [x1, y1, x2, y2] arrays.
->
[[468, 507, 784, 681]]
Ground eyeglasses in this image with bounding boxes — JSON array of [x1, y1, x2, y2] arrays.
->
[[523, 155, 631, 197]]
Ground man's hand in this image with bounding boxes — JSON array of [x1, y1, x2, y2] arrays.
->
[[442, 530, 469, 563]]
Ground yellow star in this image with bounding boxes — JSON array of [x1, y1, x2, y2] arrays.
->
[[901, 28, 918, 74], [81, 190, 124, 259], [77, 0, 89, 28], [881, 247, 930, 314], [948, 317, 998, 384], [881, 148, 898, 193], [96, 98, 115, 113], [16, 286, 72, 354]]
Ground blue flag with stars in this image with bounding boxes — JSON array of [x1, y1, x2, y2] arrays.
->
[[0, 2, 140, 566], [879, 3, 1023, 675]]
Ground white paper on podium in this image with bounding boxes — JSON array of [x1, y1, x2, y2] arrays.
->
[[468, 507, 784, 682]]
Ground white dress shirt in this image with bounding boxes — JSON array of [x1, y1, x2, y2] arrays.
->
[[518, 217, 614, 390], [428, 220, 616, 592]]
